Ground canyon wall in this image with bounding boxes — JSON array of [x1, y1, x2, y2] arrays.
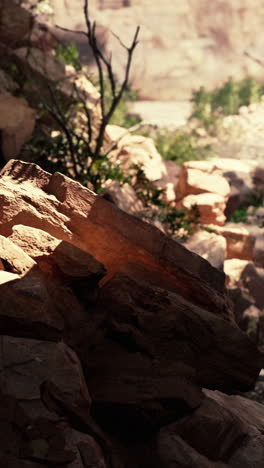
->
[[51, 0, 264, 100]]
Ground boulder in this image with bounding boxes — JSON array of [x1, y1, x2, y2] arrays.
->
[[0, 159, 263, 465], [253, 165, 264, 190], [0, 160, 231, 319], [0, 0, 33, 48], [228, 287, 253, 325], [0, 93, 36, 161], [184, 229, 226, 270], [0, 234, 36, 275], [109, 133, 167, 181], [85, 272, 262, 441], [101, 181, 145, 217], [9, 224, 106, 284], [0, 335, 111, 467], [180, 193, 226, 225], [213, 223, 264, 260], [176, 166, 230, 201], [241, 263, 264, 310], [254, 234, 264, 267], [157, 389, 264, 468], [224, 258, 251, 287]]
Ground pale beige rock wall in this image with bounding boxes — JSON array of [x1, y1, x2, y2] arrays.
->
[[50, 0, 264, 99]]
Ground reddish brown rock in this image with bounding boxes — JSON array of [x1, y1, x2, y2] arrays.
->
[[0, 234, 36, 275], [241, 263, 264, 310], [0, 159, 230, 318], [109, 133, 167, 181], [176, 166, 230, 201], [9, 224, 106, 283], [224, 258, 251, 287], [184, 229, 226, 270], [81, 272, 263, 443], [0, 335, 112, 467], [214, 223, 263, 260], [180, 193, 226, 225], [0, 159, 263, 466], [0, 0, 33, 48], [101, 181, 145, 216], [0, 265, 95, 342], [0, 93, 36, 161], [157, 389, 264, 468]]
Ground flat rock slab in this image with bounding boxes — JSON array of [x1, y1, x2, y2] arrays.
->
[[0, 160, 231, 319], [157, 389, 264, 467]]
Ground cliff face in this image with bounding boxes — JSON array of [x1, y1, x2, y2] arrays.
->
[[51, 0, 264, 99]]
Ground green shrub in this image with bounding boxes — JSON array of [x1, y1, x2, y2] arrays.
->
[[55, 41, 82, 71], [191, 77, 264, 131], [230, 207, 248, 223], [153, 128, 210, 164]]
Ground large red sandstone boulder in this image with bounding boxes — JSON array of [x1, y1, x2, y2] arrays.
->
[[0, 159, 263, 466]]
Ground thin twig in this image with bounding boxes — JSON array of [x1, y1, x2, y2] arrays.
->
[[244, 50, 264, 67]]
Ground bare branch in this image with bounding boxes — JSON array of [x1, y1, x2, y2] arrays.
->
[[55, 24, 88, 38], [244, 50, 264, 67]]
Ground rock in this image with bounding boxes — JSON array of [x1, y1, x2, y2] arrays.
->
[[0, 159, 263, 464], [0, 160, 231, 320], [228, 287, 253, 325], [0, 70, 19, 94], [157, 429, 226, 468], [184, 229, 226, 270], [176, 166, 230, 201], [101, 181, 145, 217], [253, 165, 264, 190], [241, 263, 264, 310], [0, 270, 20, 285], [155, 160, 181, 203], [9, 224, 106, 284], [253, 234, 264, 267], [0, 335, 110, 467], [0, 263, 96, 342], [213, 223, 264, 260], [180, 193, 226, 225], [0, 234, 36, 275], [110, 134, 167, 181], [0, 335, 91, 408], [187, 158, 257, 174], [0, 0, 33, 48], [224, 172, 255, 219], [224, 258, 251, 287], [0, 93, 36, 161], [157, 389, 264, 467], [62, 0, 264, 101], [85, 272, 262, 441]]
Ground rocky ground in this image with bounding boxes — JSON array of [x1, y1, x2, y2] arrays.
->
[[0, 2, 264, 466]]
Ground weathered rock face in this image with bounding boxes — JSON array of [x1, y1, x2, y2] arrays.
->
[[157, 389, 264, 468], [0, 93, 36, 161], [184, 230, 226, 270], [50, 0, 264, 99], [0, 159, 263, 467]]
